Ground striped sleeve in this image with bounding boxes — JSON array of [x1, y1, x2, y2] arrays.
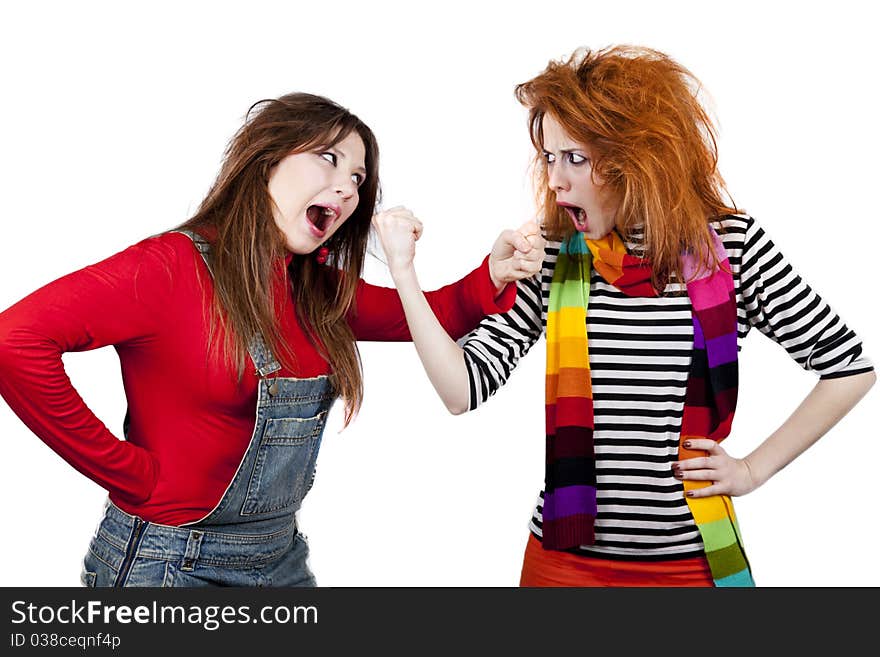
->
[[460, 271, 544, 410], [738, 216, 873, 379]]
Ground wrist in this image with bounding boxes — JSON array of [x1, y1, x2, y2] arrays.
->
[[742, 453, 770, 490], [391, 264, 418, 287], [487, 261, 504, 296]]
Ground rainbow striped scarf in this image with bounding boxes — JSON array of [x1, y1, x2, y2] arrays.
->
[[543, 228, 754, 586]]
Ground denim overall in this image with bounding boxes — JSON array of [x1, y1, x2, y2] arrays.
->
[[80, 231, 335, 587]]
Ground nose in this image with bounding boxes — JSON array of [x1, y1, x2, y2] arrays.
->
[[334, 174, 357, 201], [547, 161, 569, 192]]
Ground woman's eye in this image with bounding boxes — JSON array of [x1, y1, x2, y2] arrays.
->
[[568, 153, 589, 165], [351, 173, 364, 186], [320, 152, 337, 166], [542, 151, 556, 164]]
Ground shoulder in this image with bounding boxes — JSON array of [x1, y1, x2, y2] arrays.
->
[[712, 213, 752, 232], [85, 231, 204, 291], [710, 214, 774, 266], [117, 231, 201, 269], [711, 214, 753, 246], [137, 230, 200, 258]]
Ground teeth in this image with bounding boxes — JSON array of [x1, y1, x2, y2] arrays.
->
[[322, 207, 335, 217]]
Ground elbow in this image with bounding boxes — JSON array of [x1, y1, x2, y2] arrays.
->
[[0, 319, 15, 372], [0, 316, 50, 377], [444, 398, 470, 416]]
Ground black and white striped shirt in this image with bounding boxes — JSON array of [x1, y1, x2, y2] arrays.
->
[[460, 215, 873, 560]]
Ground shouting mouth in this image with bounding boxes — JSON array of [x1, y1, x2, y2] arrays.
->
[[558, 203, 588, 232], [305, 204, 341, 238]]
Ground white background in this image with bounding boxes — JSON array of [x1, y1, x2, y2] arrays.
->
[[1, 0, 877, 587]]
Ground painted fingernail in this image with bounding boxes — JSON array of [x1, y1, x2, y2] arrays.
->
[[683, 441, 692, 448], [685, 491, 694, 497]]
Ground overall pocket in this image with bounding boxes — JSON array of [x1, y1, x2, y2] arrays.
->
[[241, 411, 327, 516]]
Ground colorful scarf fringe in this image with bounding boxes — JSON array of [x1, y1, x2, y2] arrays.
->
[[543, 229, 753, 586]]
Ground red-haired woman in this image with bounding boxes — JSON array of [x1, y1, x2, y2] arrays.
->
[[393, 47, 875, 586], [0, 93, 543, 587]]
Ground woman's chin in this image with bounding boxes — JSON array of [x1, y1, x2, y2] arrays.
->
[[279, 229, 322, 256]]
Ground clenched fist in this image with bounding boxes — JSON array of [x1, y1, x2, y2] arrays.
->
[[488, 221, 546, 290], [372, 206, 423, 275]]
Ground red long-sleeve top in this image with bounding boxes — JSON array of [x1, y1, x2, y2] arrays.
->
[[0, 232, 514, 525]]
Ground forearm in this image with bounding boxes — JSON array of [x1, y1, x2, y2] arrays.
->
[[349, 257, 515, 341], [744, 370, 876, 485], [0, 322, 159, 504], [0, 237, 174, 503], [390, 265, 471, 414]]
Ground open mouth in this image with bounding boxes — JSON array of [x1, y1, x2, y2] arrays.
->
[[305, 204, 340, 236], [559, 203, 588, 232]]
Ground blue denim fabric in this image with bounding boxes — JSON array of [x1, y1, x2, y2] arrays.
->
[[81, 498, 315, 587], [80, 231, 335, 587]]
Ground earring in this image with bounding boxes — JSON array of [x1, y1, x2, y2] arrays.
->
[[316, 246, 330, 264]]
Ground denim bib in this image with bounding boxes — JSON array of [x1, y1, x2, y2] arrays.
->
[[81, 231, 336, 587]]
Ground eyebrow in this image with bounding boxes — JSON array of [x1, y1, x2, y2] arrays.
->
[[329, 146, 367, 175]]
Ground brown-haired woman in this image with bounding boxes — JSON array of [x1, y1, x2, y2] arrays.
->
[[393, 47, 875, 586], [0, 93, 543, 587]]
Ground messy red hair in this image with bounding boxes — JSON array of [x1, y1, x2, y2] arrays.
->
[[516, 45, 740, 285]]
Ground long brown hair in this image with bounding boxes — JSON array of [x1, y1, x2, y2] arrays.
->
[[177, 93, 379, 424], [516, 45, 740, 286]]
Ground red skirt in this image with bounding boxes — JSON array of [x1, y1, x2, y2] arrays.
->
[[520, 534, 714, 587]]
